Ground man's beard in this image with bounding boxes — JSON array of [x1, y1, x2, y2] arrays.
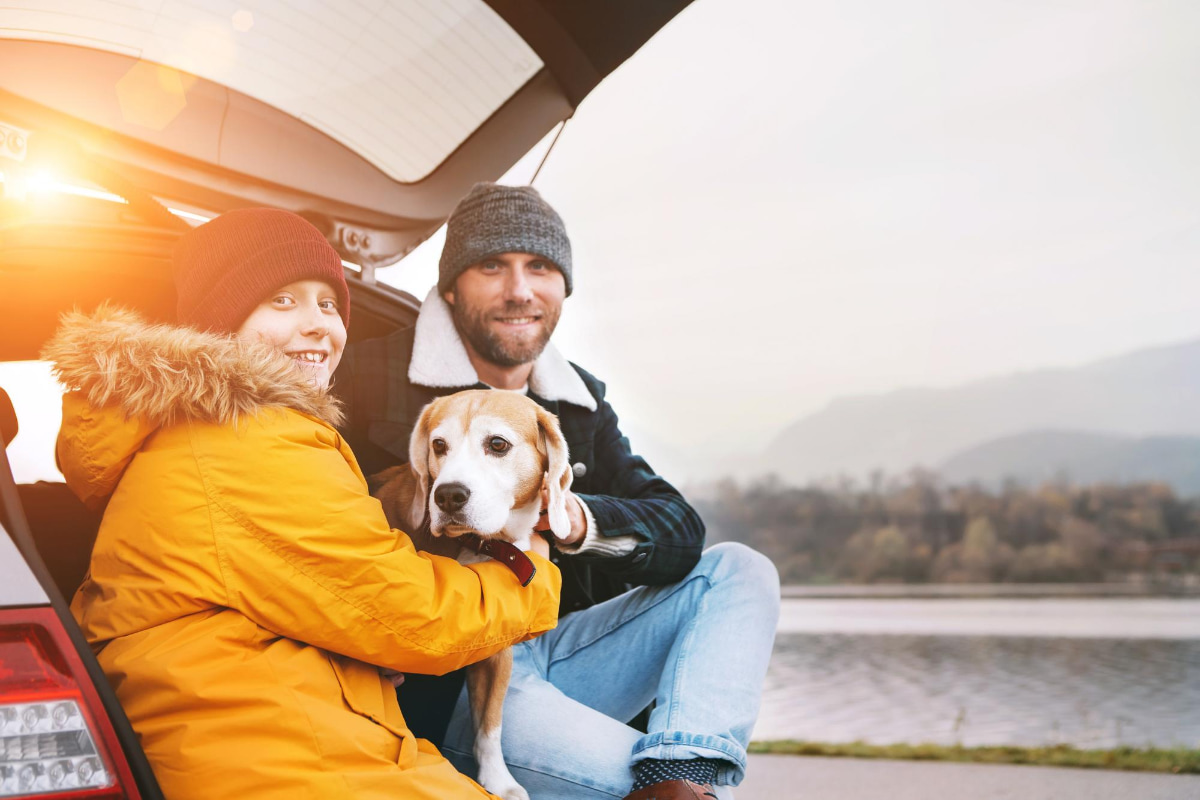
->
[[451, 299, 561, 368]]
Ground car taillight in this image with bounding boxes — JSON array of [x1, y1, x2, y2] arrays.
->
[[0, 608, 139, 799]]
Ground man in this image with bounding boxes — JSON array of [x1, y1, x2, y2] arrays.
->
[[336, 183, 780, 800]]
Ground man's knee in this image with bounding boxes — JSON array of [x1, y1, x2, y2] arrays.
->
[[698, 542, 781, 607]]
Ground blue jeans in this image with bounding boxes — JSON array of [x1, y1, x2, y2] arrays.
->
[[440, 543, 780, 799]]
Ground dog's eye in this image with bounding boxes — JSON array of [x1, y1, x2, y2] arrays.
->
[[487, 436, 511, 455], [431, 438, 448, 456]]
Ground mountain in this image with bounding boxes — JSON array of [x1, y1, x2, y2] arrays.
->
[[940, 430, 1200, 495], [760, 337, 1200, 484]]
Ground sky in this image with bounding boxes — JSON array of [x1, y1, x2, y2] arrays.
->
[[398, 0, 1200, 463], [7, 0, 1200, 482]]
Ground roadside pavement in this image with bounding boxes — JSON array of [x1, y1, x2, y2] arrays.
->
[[737, 754, 1200, 799]]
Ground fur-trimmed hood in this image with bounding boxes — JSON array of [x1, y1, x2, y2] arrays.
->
[[42, 305, 343, 428]]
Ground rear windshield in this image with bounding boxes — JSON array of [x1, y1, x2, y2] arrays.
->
[[1, 0, 542, 182]]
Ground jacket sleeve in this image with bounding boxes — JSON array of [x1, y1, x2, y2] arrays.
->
[[570, 391, 705, 586], [191, 416, 561, 676]]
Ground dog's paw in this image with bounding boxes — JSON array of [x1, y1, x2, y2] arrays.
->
[[475, 725, 526, 799], [501, 786, 530, 800], [496, 783, 530, 800], [476, 758, 527, 800], [477, 771, 528, 800]]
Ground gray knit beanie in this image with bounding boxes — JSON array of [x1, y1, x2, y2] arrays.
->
[[438, 182, 573, 296]]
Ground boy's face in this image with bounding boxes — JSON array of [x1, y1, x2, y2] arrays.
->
[[444, 252, 566, 368], [236, 279, 347, 388]]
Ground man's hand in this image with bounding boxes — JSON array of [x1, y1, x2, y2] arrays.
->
[[535, 484, 588, 547]]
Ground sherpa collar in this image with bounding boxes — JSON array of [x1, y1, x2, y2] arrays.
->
[[407, 287, 597, 411]]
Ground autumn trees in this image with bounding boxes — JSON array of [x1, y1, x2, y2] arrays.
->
[[692, 473, 1200, 584]]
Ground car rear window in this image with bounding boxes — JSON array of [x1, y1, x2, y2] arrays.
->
[[1, 0, 542, 182]]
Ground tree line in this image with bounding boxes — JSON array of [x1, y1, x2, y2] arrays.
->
[[690, 471, 1200, 584]]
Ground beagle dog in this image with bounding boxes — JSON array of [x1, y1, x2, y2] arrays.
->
[[369, 389, 572, 800]]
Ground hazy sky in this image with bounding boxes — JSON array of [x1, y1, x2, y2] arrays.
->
[[388, 0, 1200, 458], [7, 0, 1200, 481]]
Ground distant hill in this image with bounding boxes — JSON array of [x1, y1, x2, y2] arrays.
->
[[760, 337, 1200, 484], [940, 430, 1200, 496]]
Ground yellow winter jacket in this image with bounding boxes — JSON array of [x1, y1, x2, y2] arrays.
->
[[44, 307, 560, 800]]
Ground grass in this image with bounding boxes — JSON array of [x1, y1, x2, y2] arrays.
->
[[748, 740, 1200, 774]]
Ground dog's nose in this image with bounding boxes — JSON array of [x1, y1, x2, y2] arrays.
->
[[434, 482, 471, 514]]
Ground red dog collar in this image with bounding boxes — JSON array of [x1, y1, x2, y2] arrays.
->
[[458, 534, 537, 587]]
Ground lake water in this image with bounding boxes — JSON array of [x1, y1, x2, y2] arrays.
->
[[754, 598, 1200, 749]]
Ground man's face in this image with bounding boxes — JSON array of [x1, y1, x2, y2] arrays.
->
[[445, 252, 566, 368]]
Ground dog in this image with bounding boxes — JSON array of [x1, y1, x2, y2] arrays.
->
[[369, 389, 572, 800]]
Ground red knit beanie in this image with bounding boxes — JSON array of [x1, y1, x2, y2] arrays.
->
[[173, 208, 350, 333]]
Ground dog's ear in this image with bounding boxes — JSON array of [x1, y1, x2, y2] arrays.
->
[[407, 402, 436, 527], [536, 405, 573, 541]]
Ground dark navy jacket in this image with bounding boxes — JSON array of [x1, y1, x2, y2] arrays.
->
[[334, 324, 705, 741]]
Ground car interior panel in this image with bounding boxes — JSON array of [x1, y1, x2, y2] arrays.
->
[[16, 482, 102, 599]]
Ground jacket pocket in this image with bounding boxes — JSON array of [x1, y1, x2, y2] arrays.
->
[[328, 654, 414, 743]]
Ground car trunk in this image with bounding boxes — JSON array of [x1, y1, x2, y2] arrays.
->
[[0, 0, 693, 359], [0, 4, 692, 251]]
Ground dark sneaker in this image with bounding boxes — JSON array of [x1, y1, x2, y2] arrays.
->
[[623, 779, 719, 800]]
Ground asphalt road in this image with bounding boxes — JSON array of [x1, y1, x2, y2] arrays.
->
[[737, 755, 1200, 799]]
